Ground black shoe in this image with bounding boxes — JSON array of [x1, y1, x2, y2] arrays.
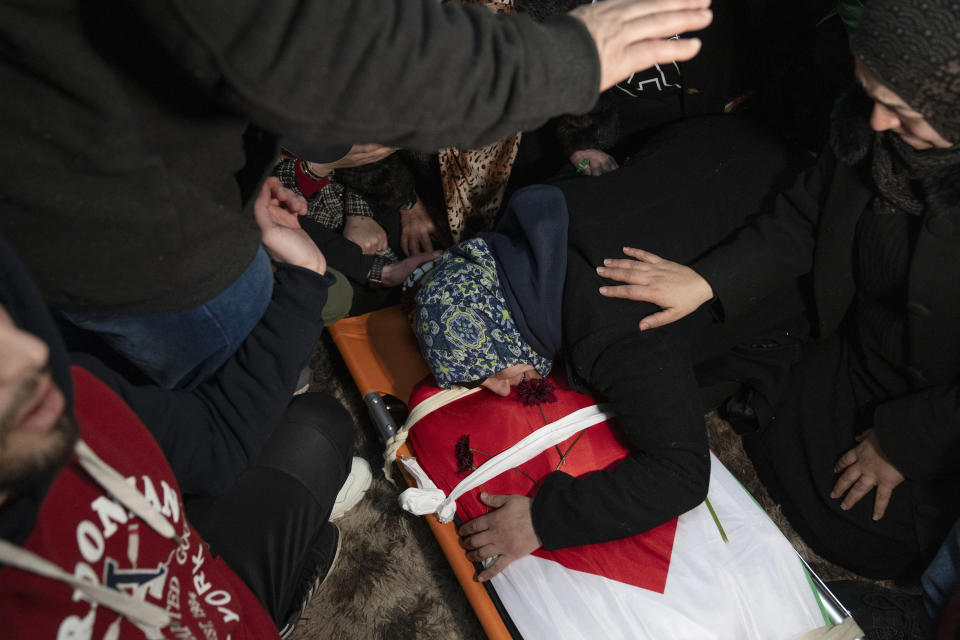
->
[[827, 580, 934, 640], [278, 521, 342, 639]]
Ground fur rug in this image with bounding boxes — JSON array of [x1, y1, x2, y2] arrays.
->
[[290, 334, 874, 640]]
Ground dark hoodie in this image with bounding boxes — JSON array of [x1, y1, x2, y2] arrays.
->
[[0, 234, 75, 546], [0, 233, 335, 504], [0, 232, 282, 637]]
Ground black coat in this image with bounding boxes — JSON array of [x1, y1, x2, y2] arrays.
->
[[694, 148, 960, 482], [74, 263, 334, 497], [530, 116, 805, 549]]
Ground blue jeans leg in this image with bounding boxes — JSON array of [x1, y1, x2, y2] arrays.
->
[[62, 246, 273, 389], [922, 519, 960, 620]]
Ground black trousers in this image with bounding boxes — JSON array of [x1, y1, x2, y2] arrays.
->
[[186, 392, 354, 624]]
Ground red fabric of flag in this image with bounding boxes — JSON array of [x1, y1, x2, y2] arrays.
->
[[407, 375, 677, 593]]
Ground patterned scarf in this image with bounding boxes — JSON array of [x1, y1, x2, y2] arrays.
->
[[871, 133, 960, 216], [413, 239, 551, 388]]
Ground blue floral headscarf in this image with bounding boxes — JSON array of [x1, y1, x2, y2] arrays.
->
[[413, 238, 551, 388]]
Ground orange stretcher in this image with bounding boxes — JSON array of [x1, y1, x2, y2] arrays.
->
[[328, 306, 513, 640]]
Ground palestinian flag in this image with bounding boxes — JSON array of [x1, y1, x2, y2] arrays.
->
[[402, 374, 831, 640]]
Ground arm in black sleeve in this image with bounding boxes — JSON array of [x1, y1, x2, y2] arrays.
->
[[871, 384, 960, 481], [532, 251, 710, 549], [299, 217, 374, 284], [533, 328, 710, 549], [70, 263, 334, 497], [692, 150, 837, 321], [129, 1, 600, 150]]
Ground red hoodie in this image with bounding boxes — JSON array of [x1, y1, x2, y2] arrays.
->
[[0, 367, 279, 639]]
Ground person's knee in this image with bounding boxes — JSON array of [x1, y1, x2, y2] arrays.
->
[[282, 392, 354, 455], [299, 392, 354, 450], [256, 393, 355, 496], [322, 267, 353, 325]]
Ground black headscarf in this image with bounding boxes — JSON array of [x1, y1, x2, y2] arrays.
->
[[0, 234, 73, 409], [0, 233, 74, 544], [850, 0, 960, 145], [831, 0, 960, 216], [480, 185, 568, 361]]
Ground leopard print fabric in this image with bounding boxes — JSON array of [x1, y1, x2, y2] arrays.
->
[[438, 0, 521, 242]]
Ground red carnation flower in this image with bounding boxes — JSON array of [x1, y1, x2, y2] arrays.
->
[[514, 377, 557, 406], [455, 434, 474, 475]]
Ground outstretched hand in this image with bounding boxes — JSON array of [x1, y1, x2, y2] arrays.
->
[[458, 492, 542, 582], [831, 429, 905, 520], [570, 0, 712, 92], [381, 251, 442, 288], [253, 177, 326, 275], [596, 247, 712, 330]]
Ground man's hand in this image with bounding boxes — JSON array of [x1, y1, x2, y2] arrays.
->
[[458, 492, 542, 582], [253, 177, 326, 275], [570, 149, 619, 176], [570, 0, 712, 92], [400, 197, 437, 257], [343, 215, 388, 254], [381, 251, 442, 288], [831, 429, 905, 520], [596, 247, 713, 330]]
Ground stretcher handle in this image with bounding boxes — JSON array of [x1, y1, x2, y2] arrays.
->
[[365, 391, 401, 442]]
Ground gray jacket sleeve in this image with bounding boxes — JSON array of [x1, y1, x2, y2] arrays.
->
[[131, 1, 601, 150]]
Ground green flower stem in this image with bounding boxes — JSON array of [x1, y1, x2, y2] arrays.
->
[[555, 431, 584, 471], [470, 448, 540, 489], [513, 468, 541, 488], [705, 497, 728, 543], [538, 405, 565, 460]]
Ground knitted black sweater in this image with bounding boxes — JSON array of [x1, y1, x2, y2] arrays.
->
[[0, 0, 598, 313]]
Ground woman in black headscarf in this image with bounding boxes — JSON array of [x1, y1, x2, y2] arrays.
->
[[597, 0, 960, 579]]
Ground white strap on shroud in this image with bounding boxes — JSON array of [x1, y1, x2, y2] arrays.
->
[[398, 404, 613, 523]]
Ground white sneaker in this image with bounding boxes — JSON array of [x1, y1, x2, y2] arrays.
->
[[293, 365, 312, 396], [278, 522, 341, 639], [330, 457, 372, 520]]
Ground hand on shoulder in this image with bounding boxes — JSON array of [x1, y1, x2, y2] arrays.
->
[[596, 247, 713, 330]]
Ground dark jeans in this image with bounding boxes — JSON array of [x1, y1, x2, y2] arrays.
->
[[924, 520, 960, 620], [62, 246, 273, 390], [186, 392, 354, 624]]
